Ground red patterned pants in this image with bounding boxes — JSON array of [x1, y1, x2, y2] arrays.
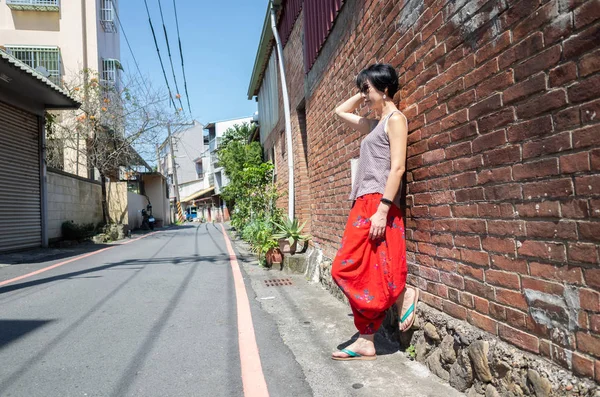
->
[[331, 193, 408, 334]]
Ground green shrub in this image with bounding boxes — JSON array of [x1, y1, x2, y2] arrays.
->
[[61, 220, 96, 241]]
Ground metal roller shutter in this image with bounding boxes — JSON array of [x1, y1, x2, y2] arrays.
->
[[0, 101, 41, 252]]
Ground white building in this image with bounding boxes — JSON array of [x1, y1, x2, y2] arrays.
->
[[0, 0, 120, 85], [203, 116, 254, 195], [158, 121, 209, 221], [157, 116, 254, 222], [0, 0, 121, 177]]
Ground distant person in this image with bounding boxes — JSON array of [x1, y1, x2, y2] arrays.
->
[[331, 63, 419, 361]]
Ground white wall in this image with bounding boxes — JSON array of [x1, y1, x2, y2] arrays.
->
[[127, 191, 146, 229], [179, 180, 206, 200], [173, 121, 205, 185], [215, 116, 254, 138], [142, 174, 170, 226]]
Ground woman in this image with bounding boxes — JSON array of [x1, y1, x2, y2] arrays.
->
[[331, 63, 419, 361]]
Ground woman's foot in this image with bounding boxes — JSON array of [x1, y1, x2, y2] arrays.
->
[[397, 287, 419, 332], [332, 334, 376, 359]]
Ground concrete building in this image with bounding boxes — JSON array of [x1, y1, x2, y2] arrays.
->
[[197, 116, 254, 222], [203, 116, 254, 195], [0, 0, 121, 177], [158, 121, 208, 222]]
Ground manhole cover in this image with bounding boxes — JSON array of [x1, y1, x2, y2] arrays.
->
[[264, 278, 293, 287]]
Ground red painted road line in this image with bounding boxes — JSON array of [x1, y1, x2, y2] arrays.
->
[[220, 224, 270, 397], [0, 231, 159, 288]]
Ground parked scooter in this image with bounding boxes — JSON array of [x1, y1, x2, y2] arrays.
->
[[141, 203, 155, 230]]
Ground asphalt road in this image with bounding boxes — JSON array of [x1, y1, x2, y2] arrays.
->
[[0, 224, 312, 397]]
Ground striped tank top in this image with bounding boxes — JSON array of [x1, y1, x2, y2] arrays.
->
[[349, 110, 403, 208]]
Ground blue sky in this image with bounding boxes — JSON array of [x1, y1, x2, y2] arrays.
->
[[118, 0, 270, 124]]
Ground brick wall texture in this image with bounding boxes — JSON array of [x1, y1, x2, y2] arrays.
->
[[262, 0, 600, 381]]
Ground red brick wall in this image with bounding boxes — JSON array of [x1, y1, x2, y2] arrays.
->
[[270, 0, 600, 380]]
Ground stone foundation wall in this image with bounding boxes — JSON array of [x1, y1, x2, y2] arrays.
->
[[317, 251, 599, 396], [407, 304, 598, 397]]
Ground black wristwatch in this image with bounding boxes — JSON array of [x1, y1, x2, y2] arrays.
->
[[380, 198, 393, 206]]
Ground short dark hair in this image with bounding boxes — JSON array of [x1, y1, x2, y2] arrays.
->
[[356, 63, 399, 99]]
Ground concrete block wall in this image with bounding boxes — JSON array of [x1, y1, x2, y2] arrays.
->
[[47, 169, 102, 240]]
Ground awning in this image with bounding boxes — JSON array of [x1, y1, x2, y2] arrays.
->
[[181, 186, 215, 203], [0, 49, 80, 109]]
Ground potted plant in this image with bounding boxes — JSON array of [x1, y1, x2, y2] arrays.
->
[[264, 239, 283, 268], [252, 227, 281, 268], [273, 217, 311, 255]]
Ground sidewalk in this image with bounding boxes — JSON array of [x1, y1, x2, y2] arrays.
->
[[226, 227, 466, 397]]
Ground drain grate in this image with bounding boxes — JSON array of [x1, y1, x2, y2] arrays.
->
[[264, 278, 293, 287]]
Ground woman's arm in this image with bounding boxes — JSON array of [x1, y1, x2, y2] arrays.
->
[[335, 93, 373, 134], [369, 112, 409, 240]]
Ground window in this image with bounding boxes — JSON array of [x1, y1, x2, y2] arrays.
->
[[6, 0, 59, 12], [6, 46, 61, 85], [100, 0, 117, 33], [102, 58, 122, 85]]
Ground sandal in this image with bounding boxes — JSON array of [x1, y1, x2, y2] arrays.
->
[[331, 348, 377, 361], [399, 287, 420, 332]]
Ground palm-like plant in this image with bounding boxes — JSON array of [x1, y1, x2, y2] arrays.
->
[[272, 217, 311, 248]]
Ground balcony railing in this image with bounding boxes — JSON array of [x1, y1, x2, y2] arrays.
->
[[208, 137, 221, 152], [6, 0, 59, 11]]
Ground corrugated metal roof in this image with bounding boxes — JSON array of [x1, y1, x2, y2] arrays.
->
[[0, 48, 80, 106], [247, 0, 283, 100], [278, 0, 303, 47], [304, 0, 344, 71]]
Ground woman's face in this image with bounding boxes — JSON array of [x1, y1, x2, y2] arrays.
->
[[360, 80, 386, 111]]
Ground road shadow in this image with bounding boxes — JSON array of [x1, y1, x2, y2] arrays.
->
[[0, 254, 228, 296], [0, 226, 182, 267], [0, 319, 54, 349], [0, 243, 114, 266]]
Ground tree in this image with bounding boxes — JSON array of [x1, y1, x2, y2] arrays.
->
[[216, 123, 280, 230], [46, 68, 185, 223]]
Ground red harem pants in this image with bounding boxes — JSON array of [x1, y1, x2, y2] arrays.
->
[[331, 193, 407, 335]]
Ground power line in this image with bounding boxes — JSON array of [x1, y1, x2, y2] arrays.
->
[[142, 0, 177, 110], [156, 0, 186, 113], [172, 0, 192, 115], [110, 0, 151, 97]]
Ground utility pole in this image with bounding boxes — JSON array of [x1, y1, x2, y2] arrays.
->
[[167, 123, 184, 222]]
